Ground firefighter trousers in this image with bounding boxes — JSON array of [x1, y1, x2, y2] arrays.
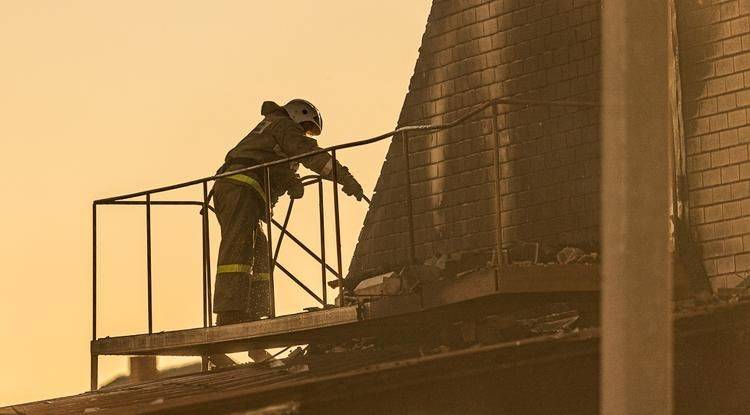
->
[[212, 179, 272, 319]]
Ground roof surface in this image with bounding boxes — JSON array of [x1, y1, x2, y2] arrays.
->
[[2, 330, 599, 415], [7, 299, 750, 414]]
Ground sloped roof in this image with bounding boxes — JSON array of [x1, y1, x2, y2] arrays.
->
[[6, 299, 750, 414], [348, 0, 601, 278], [102, 362, 201, 389], [1, 332, 599, 415]]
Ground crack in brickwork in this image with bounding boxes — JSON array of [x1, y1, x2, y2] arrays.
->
[[348, 0, 602, 278], [679, 0, 750, 290]]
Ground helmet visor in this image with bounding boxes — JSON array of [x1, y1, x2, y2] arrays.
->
[[301, 120, 322, 136]]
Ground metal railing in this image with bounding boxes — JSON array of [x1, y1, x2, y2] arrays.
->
[[90, 97, 597, 389]]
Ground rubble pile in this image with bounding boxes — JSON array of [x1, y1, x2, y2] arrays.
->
[[506, 241, 599, 265], [307, 303, 584, 361], [344, 242, 599, 307]]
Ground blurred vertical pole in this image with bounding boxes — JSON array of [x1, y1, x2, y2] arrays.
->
[[601, 1, 672, 414]]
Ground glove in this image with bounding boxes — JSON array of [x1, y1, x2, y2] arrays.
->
[[287, 175, 305, 200], [342, 178, 364, 201]]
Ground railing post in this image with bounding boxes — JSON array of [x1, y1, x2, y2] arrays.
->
[[318, 179, 327, 305], [146, 193, 153, 334], [331, 151, 344, 304], [205, 202, 213, 328], [264, 167, 276, 317], [490, 103, 504, 271], [201, 182, 209, 328], [91, 203, 98, 391], [200, 183, 212, 370], [200, 192, 208, 372], [402, 131, 417, 264], [201, 208, 207, 329]]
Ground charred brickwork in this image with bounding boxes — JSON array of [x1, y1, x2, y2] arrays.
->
[[679, 0, 750, 290], [349, 0, 601, 276]]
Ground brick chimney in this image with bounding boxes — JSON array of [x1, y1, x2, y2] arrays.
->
[[129, 356, 158, 382], [347, 0, 602, 279]]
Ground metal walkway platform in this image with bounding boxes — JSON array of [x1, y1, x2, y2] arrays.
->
[[93, 306, 360, 356], [92, 265, 600, 357]]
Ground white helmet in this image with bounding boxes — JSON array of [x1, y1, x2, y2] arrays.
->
[[283, 99, 323, 136]]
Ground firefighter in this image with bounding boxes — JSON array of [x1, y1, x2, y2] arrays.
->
[[213, 99, 364, 325]]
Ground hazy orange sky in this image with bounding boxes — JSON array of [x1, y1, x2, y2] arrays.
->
[[0, 1, 431, 405]]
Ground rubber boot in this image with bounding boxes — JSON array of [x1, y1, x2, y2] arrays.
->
[[210, 311, 248, 369], [248, 349, 274, 363], [208, 353, 236, 369]]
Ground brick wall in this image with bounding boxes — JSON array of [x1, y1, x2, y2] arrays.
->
[[678, 0, 750, 290], [348, 0, 602, 278]]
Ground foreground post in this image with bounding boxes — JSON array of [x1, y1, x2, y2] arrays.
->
[[601, 1, 672, 414]]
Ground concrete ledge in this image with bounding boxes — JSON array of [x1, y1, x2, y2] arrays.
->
[[497, 264, 600, 293]]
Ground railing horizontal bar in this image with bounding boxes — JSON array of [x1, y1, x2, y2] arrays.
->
[[96, 200, 204, 206], [99, 198, 334, 279], [275, 262, 325, 306], [301, 179, 322, 187], [95, 98, 597, 203]]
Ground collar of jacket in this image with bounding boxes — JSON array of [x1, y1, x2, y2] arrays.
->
[[261, 101, 289, 117]]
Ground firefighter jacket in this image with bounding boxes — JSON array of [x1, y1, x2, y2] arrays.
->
[[220, 101, 359, 205]]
